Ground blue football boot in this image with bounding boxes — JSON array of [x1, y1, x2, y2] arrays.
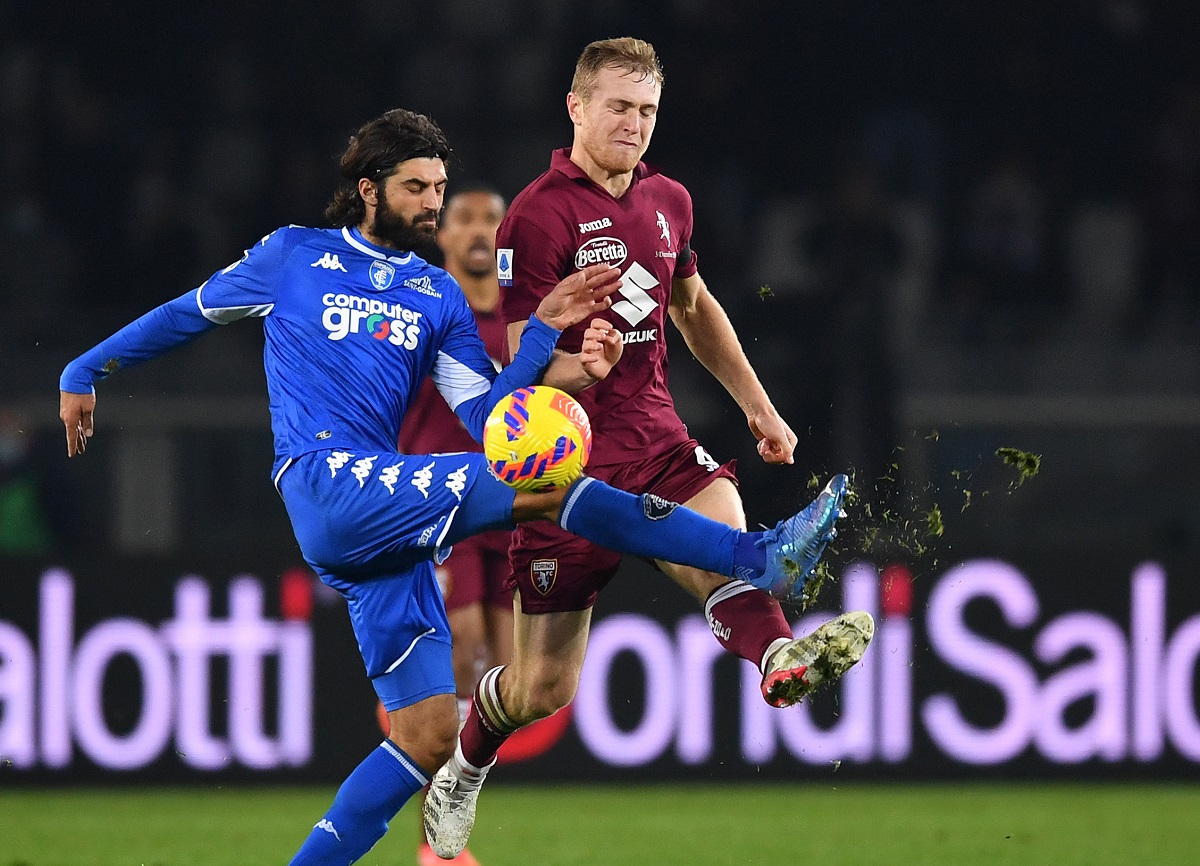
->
[[753, 473, 848, 606]]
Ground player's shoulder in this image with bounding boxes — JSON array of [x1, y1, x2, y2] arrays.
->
[[637, 162, 692, 206], [247, 224, 344, 263], [506, 166, 570, 220]]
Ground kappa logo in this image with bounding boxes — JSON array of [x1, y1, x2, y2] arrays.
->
[[642, 493, 679, 521], [379, 462, 404, 494], [531, 560, 557, 595], [369, 260, 395, 289], [351, 456, 377, 488], [326, 451, 354, 478], [445, 464, 469, 501], [312, 252, 348, 272], [412, 462, 434, 499], [315, 819, 341, 841], [578, 217, 613, 234]]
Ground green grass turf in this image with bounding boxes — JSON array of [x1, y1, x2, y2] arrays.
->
[[1, 783, 1197, 866]]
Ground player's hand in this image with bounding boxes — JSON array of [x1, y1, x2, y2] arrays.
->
[[579, 319, 623, 382], [60, 390, 96, 457], [534, 264, 621, 331], [748, 408, 797, 465]]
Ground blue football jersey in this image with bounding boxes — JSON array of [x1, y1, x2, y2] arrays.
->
[[62, 224, 560, 481]]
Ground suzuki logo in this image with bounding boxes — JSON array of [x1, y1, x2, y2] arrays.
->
[[610, 261, 660, 327]]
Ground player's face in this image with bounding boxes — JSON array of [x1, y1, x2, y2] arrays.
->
[[371, 157, 448, 251], [438, 191, 505, 279], [570, 66, 660, 175]]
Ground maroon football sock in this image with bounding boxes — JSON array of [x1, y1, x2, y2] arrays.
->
[[458, 665, 520, 769], [704, 580, 793, 669]]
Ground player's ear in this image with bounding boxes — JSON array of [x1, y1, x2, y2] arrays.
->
[[358, 177, 379, 207], [566, 91, 583, 125]]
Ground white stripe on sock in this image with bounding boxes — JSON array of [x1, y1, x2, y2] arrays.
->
[[557, 476, 596, 530], [477, 666, 517, 733], [760, 637, 793, 675], [451, 740, 496, 788], [705, 579, 757, 618], [381, 739, 430, 786]]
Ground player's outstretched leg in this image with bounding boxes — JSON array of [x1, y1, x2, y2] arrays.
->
[[760, 610, 875, 708], [752, 474, 848, 606], [549, 474, 849, 608]]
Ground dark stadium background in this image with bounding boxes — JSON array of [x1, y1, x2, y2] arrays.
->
[[3, 1, 1200, 784]]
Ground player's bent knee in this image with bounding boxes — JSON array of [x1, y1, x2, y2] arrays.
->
[[390, 719, 457, 774], [385, 694, 460, 773], [506, 668, 579, 723]]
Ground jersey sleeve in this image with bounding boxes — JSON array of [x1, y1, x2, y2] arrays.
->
[[673, 187, 700, 280], [431, 293, 561, 442], [195, 226, 296, 323], [59, 289, 217, 393], [497, 211, 572, 326], [59, 228, 296, 393]]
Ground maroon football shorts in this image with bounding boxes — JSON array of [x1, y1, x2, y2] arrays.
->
[[437, 528, 514, 612], [507, 438, 738, 614]]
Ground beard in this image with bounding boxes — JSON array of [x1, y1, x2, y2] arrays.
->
[[371, 189, 439, 253]]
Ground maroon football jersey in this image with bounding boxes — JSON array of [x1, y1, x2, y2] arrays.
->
[[498, 148, 700, 466], [399, 305, 508, 455]]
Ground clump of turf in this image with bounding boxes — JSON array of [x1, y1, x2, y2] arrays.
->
[[996, 447, 1041, 489]]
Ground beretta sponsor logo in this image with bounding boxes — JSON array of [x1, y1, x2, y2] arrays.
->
[[574, 237, 628, 270]]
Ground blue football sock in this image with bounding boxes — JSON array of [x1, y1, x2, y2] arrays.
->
[[289, 741, 428, 866], [558, 477, 766, 581]]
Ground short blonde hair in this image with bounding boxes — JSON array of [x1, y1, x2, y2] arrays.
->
[[571, 37, 664, 102]]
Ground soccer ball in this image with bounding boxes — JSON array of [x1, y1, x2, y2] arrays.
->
[[483, 386, 592, 492]]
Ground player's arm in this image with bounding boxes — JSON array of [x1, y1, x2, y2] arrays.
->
[[439, 264, 620, 441], [508, 319, 624, 394], [668, 271, 798, 465], [59, 229, 289, 457], [59, 289, 220, 456]]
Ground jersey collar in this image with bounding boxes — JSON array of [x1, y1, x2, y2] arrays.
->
[[342, 226, 414, 265], [549, 147, 656, 194]]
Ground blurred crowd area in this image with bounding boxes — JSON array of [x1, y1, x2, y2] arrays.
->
[[3, 1, 1200, 560]]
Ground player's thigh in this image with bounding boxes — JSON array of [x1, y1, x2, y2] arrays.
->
[[503, 598, 592, 713], [655, 476, 746, 600]]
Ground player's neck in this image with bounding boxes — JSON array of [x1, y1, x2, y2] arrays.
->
[[569, 146, 634, 199], [448, 268, 499, 314], [355, 223, 411, 255]]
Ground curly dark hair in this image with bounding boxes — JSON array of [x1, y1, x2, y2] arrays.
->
[[324, 108, 453, 227]]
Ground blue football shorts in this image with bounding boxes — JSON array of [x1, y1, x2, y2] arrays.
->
[[277, 448, 517, 707]]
